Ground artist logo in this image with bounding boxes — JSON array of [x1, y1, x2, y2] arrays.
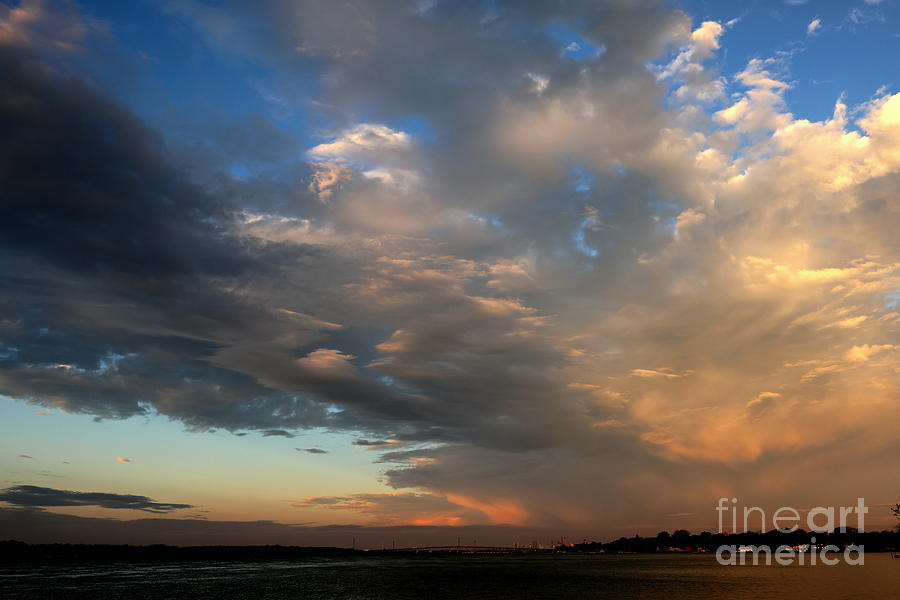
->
[[714, 497, 866, 566]]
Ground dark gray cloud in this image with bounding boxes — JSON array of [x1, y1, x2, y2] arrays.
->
[[261, 429, 296, 438], [0, 27, 434, 438], [0, 44, 242, 280], [0, 485, 194, 513], [296, 447, 328, 454], [0, 0, 684, 454], [0, 0, 706, 526], [0, 23, 344, 432]]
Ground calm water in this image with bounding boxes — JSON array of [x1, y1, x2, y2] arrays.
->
[[1, 553, 897, 599]]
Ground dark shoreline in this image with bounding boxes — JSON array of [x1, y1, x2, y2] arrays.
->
[[0, 541, 367, 563], [3, 531, 899, 564]]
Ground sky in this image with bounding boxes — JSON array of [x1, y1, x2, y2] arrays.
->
[[1, 0, 899, 547]]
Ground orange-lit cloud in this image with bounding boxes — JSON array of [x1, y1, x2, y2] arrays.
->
[[445, 494, 530, 526], [293, 492, 487, 526]]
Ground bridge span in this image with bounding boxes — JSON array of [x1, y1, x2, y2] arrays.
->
[[372, 545, 554, 554]]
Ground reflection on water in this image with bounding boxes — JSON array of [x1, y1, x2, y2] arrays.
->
[[2, 553, 898, 599]]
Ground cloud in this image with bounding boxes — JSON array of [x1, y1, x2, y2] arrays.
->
[[18, 454, 33, 459], [0, 0, 98, 53], [2, 0, 900, 535], [0, 485, 193, 513], [353, 439, 402, 451], [0, 5, 340, 435], [308, 162, 352, 202], [746, 392, 782, 409], [631, 369, 687, 379], [715, 58, 792, 131], [261, 429, 296, 438], [845, 344, 894, 362], [848, 6, 885, 25], [308, 124, 412, 165], [293, 492, 487, 526], [806, 18, 821, 36], [115, 457, 131, 463], [657, 20, 726, 103], [296, 447, 328, 454]]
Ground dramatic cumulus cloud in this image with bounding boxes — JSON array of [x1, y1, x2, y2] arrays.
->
[[1, 0, 900, 533], [0, 485, 193, 513]]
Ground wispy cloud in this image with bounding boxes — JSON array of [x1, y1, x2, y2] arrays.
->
[[0, 485, 193, 513]]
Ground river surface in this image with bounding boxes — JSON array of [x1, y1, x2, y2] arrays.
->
[[1, 553, 897, 599]]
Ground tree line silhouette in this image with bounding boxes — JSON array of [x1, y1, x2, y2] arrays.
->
[[560, 527, 900, 554]]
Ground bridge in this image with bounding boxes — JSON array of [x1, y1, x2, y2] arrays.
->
[[370, 545, 554, 554]]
